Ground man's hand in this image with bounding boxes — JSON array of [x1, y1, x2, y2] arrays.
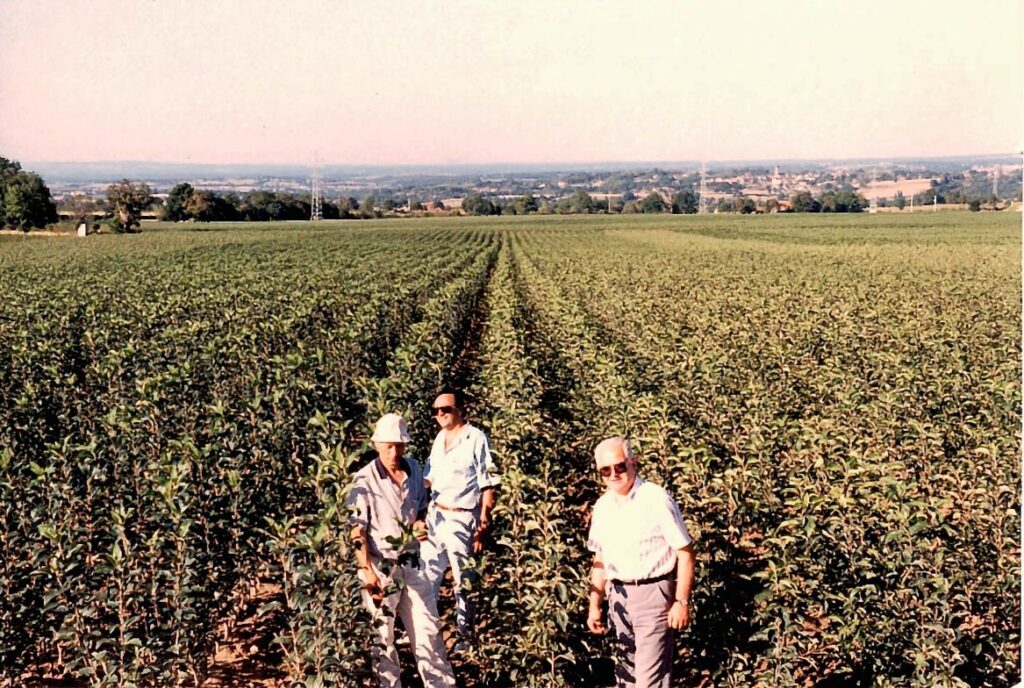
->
[[587, 603, 608, 635], [363, 569, 384, 608], [412, 519, 428, 542], [668, 600, 691, 630], [471, 520, 488, 554]]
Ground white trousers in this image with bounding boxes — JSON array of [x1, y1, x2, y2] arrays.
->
[[421, 505, 478, 638], [359, 562, 455, 688]]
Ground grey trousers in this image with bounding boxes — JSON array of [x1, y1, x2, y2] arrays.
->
[[608, 577, 675, 688]]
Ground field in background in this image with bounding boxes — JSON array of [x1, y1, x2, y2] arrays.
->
[[1, 212, 1019, 687]]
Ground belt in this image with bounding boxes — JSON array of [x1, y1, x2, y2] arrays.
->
[[434, 501, 474, 513], [610, 571, 674, 586]]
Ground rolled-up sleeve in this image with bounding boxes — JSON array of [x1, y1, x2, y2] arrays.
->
[[346, 477, 370, 530], [476, 433, 500, 489], [413, 462, 430, 515], [658, 492, 692, 550], [586, 506, 602, 554]]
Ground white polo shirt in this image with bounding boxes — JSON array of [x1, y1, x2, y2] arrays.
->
[[424, 423, 500, 510], [586, 477, 693, 582]]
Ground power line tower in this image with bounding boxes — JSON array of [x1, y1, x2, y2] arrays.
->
[[310, 170, 323, 221], [698, 161, 708, 214], [869, 167, 878, 213]]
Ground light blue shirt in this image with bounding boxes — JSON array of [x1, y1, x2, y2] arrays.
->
[[424, 424, 500, 510]]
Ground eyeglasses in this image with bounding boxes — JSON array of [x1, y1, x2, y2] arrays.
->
[[597, 461, 628, 478], [433, 405, 457, 416]]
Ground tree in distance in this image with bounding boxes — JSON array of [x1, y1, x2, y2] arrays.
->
[[3, 171, 58, 232], [672, 189, 699, 214], [894, 191, 906, 210], [736, 197, 757, 214], [791, 191, 821, 213], [362, 195, 378, 219], [106, 179, 152, 233], [163, 183, 194, 221], [639, 191, 666, 213], [513, 194, 538, 215], [462, 194, 497, 216], [0, 156, 58, 232], [570, 190, 595, 214]]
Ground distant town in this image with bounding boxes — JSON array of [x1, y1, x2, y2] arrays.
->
[[51, 155, 1024, 214], [2, 154, 1021, 233]]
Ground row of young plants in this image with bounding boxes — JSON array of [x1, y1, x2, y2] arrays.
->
[[454, 241, 588, 686], [515, 216, 1020, 686], [507, 229, 714, 684], [0, 227, 497, 686], [263, 230, 501, 687]]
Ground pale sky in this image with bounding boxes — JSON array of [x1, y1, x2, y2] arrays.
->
[[0, 0, 1020, 166]]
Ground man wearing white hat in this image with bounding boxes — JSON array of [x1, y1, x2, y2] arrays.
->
[[347, 413, 455, 688]]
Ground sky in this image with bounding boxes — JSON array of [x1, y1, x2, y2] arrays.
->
[[0, 0, 1021, 166]]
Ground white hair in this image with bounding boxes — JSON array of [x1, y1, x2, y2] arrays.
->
[[594, 437, 634, 460]]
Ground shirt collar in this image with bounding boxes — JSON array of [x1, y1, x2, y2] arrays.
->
[[610, 476, 644, 503], [375, 456, 412, 480], [439, 425, 472, 450]]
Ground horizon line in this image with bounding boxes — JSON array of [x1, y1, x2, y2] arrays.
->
[[22, 151, 1024, 170]]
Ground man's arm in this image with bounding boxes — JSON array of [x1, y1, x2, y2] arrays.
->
[[471, 486, 496, 553], [668, 544, 695, 629], [587, 555, 609, 634], [350, 525, 383, 606]]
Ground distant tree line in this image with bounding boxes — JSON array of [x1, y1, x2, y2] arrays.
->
[[461, 188, 875, 216], [160, 184, 416, 222]]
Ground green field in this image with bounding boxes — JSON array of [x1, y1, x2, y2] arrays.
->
[[1, 212, 1020, 687]]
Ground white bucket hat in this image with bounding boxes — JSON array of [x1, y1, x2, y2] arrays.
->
[[371, 413, 412, 444]]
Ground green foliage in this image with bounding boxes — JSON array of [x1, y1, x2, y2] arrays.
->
[[672, 189, 698, 214], [2, 172, 58, 231], [462, 194, 498, 216], [106, 179, 153, 233], [638, 191, 667, 213], [163, 183, 194, 222], [791, 190, 820, 213], [0, 156, 57, 231]]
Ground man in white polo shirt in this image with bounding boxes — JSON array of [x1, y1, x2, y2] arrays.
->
[[347, 413, 455, 688], [421, 389, 499, 652], [586, 437, 695, 688]]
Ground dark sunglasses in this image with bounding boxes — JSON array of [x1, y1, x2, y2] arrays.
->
[[433, 405, 457, 416], [597, 461, 628, 478]]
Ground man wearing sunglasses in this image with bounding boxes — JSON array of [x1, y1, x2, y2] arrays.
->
[[586, 437, 695, 688], [421, 389, 500, 653]]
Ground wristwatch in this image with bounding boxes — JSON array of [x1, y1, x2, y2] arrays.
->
[[674, 598, 689, 607]]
